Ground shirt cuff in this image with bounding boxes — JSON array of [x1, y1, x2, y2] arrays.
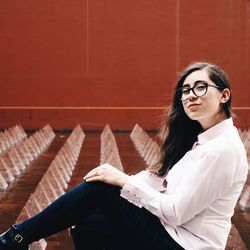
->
[[120, 175, 143, 208], [120, 175, 175, 222]]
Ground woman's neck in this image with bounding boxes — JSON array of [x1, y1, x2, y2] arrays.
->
[[199, 113, 228, 131]]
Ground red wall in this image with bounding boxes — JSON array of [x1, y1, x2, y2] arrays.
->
[[0, 0, 249, 130]]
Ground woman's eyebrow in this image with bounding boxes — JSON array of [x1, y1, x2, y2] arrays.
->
[[194, 80, 206, 84], [182, 80, 206, 88], [182, 84, 190, 88]]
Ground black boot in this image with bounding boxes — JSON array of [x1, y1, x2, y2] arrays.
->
[[0, 225, 28, 250]]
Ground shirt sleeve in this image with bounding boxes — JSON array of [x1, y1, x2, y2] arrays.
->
[[120, 147, 237, 227]]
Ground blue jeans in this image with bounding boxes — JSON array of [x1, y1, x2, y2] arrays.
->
[[16, 182, 184, 250]]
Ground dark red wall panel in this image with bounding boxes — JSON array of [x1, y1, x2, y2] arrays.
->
[[0, 0, 249, 130], [88, 0, 177, 107]]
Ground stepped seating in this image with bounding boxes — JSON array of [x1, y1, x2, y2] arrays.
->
[[238, 128, 250, 169], [0, 125, 27, 156], [239, 184, 250, 211], [226, 224, 247, 250], [0, 125, 55, 192], [237, 128, 250, 212], [130, 124, 160, 168], [15, 124, 85, 250], [0, 125, 27, 186], [0, 172, 7, 191], [100, 124, 123, 171]]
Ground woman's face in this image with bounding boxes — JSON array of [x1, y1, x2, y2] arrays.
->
[[181, 69, 230, 130]]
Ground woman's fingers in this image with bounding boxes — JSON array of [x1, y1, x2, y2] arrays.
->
[[83, 164, 109, 180], [84, 175, 102, 182], [83, 163, 129, 187], [83, 167, 100, 180]]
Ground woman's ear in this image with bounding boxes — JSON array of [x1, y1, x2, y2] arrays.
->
[[220, 88, 230, 103]]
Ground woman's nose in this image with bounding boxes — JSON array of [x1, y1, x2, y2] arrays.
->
[[187, 90, 197, 100]]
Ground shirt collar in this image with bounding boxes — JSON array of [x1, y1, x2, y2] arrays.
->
[[197, 118, 234, 145]]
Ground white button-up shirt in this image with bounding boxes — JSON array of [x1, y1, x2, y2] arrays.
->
[[121, 118, 248, 250]]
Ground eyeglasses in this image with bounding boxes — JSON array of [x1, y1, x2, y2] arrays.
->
[[178, 81, 220, 101]]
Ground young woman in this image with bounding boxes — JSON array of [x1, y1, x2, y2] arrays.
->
[[0, 62, 248, 250]]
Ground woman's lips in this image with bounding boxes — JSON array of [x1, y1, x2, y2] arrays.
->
[[188, 103, 201, 109]]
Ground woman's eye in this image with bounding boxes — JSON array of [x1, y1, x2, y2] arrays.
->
[[182, 89, 190, 95], [196, 86, 206, 91]]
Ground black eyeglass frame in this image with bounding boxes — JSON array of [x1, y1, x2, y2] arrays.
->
[[177, 81, 220, 101]]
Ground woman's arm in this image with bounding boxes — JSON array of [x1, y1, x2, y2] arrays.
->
[[121, 149, 238, 226]]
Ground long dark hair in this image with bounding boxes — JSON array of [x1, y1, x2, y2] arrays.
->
[[150, 62, 233, 177]]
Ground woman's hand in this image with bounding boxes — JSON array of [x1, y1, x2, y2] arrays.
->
[[83, 163, 129, 188]]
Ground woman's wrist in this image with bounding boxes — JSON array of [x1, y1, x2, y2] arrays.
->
[[119, 174, 129, 188]]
